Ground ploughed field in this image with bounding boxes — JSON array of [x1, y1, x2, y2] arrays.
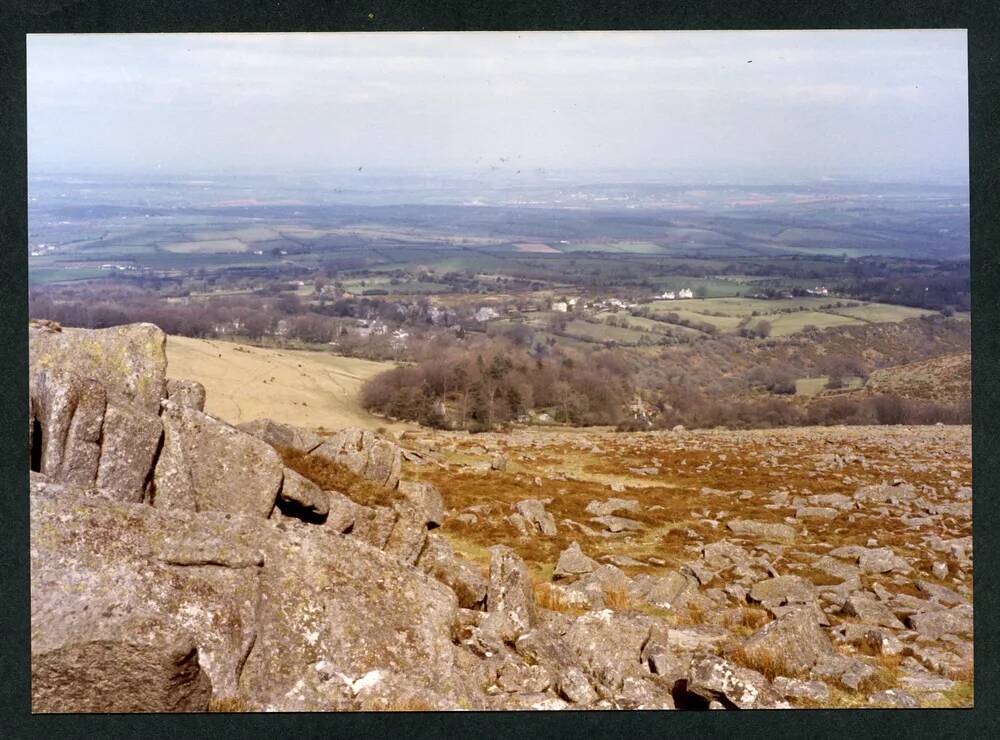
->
[[399, 424, 973, 708]]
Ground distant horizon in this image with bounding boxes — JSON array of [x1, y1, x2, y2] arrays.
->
[[28, 167, 970, 189], [28, 31, 968, 186]]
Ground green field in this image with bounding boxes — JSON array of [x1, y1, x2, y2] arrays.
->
[[28, 266, 109, 284], [795, 376, 866, 396], [162, 238, 249, 254], [188, 227, 281, 242], [825, 303, 938, 323], [638, 296, 929, 337], [594, 312, 704, 337], [557, 241, 665, 254], [767, 311, 863, 336], [561, 319, 650, 345], [645, 305, 744, 332]]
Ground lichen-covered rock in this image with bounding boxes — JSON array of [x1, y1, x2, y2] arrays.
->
[[417, 534, 488, 609], [239, 520, 462, 711], [153, 401, 282, 518], [165, 378, 206, 412], [311, 428, 402, 489], [553, 542, 598, 580], [237, 418, 323, 454], [858, 547, 911, 575], [350, 505, 398, 549], [905, 606, 973, 639], [32, 477, 469, 712], [584, 498, 641, 517], [30, 483, 262, 703], [726, 519, 796, 542], [512, 499, 557, 536], [514, 627, 597, 706], [396, 479, 446, 527], [841, 591, 906, 629], [559, 611, 654, 697], [383, 500, 428, 566], [95, 401, 163, 502], [868, 689, 920, 708], [743, 608, 836, 673], [641, 571, 692, 610], [742, 608, 836, 675], [482, 546, 538, 642], [589, 514, 643, 533], [32, 626, 212, 713], [565, 564, 630, 611], [30, 321, 167, 414], [683, 654, 788, 709], [772, 676, 830, 703], [29, 368, 107, 487], [749, 575, 818, 608], [854, 482, 916, 503], [325, 491, 359, 533]]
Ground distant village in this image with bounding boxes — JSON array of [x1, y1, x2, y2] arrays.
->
[[200, 276, 837, 354]]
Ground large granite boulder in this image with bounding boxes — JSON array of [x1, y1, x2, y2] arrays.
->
[[311, 428, 402, 489], [29, 368, 106, 487], [417, 534, 488, 609], [383, 500, 429, 566], [31, 482, 262, 704], [682, 654, 788, 709], [31, 478, 472, 712], [153, 401, 283, 518], [482, 546, 538, 642], [553, 542, 598, 581], [742, 607, 836, 675], [30, 367, 163, 502], [396, 480, 446, 527], [238, 515, 463, 711], [32, 623, 212, 713], [165, 379, 206, 412], [29, 321, 167, 414], [95, 401, 163, 502], [560, 611, 654, 696], [277, 467, 330, 519], [237, 418, 323, 454]]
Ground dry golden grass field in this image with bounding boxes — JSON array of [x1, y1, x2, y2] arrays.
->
[[165, 335, 407, 432]]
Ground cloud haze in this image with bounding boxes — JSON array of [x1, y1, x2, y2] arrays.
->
[[27, 30, 969, 183]]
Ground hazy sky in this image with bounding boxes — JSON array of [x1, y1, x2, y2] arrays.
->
[[27, 31, 969, 183]]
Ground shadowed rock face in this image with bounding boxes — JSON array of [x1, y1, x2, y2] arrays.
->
[[32, 631, 212, 713], [29, 368, 107, 486]]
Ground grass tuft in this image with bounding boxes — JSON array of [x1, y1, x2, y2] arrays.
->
[[208, 695, 253, 713], [728, 644, 798, 682], [277, 445, 402, 508]]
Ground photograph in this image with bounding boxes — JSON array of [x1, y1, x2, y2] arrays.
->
[[25, 30, 972, 712]]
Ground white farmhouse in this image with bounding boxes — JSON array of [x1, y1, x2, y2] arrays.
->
[[551, 301, 569, 313], [678, 288, 694, 299], [659, 291, 676, 300]]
